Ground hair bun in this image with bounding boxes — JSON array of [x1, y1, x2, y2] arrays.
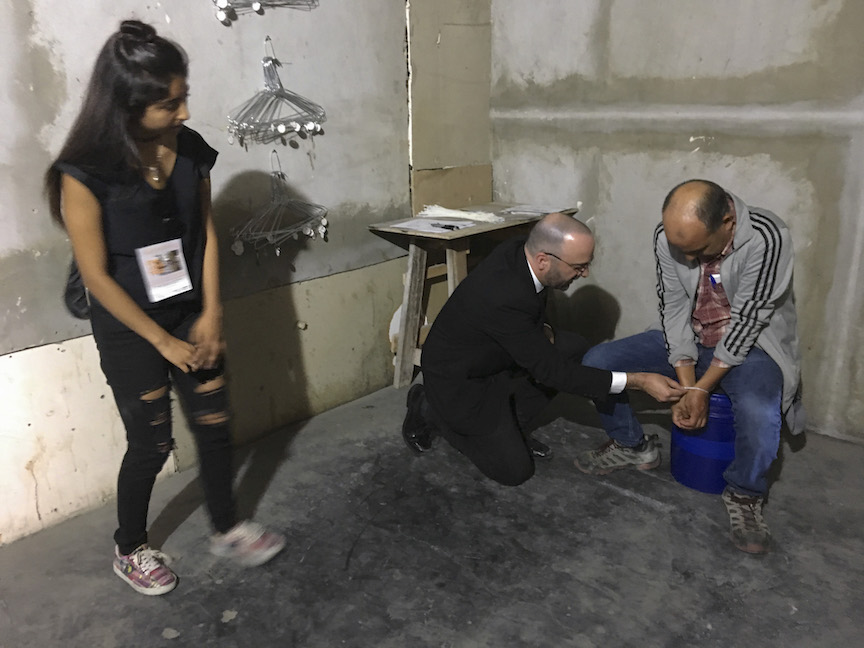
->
[[119, 20, 157, 42]]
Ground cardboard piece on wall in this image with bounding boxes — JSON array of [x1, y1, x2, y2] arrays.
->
[[411, 165, 493, 216], [409, 1, 492, 170]]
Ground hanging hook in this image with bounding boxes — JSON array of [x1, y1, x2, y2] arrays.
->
[[264, 35, 277, 60], [270, 149, 283, 175]]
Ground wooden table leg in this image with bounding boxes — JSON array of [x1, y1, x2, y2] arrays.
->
[[445, 240, 469, 295], [394, 241, 427, 388]]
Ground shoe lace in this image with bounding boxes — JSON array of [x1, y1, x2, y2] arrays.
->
[[744, 500, 765, 529], [727, 494, 765, 531], [596, 440, 621, 457], [132, 546, 171, 573], [600, 435, 655, 457], [226, 521, 266, 545]]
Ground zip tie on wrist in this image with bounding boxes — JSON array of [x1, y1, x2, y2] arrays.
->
[[684, 386, 710, 394]]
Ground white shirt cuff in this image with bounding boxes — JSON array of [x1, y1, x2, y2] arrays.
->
[[609, 371, 627, 394]]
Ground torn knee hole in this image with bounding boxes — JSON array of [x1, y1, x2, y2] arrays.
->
[[140, 387, 170, 427], [149, 411, 170, 427], [194, 375, 225, 394], [196, 411, 229, 426], [140, 385, 169, 401], [156, 441, 175, 454]]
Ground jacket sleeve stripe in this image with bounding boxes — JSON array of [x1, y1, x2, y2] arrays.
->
[[724, 211, 782, 355], [653, 222, 672, 355]]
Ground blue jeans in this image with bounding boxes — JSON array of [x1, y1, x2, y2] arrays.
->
[[582, 330, 783, 496]]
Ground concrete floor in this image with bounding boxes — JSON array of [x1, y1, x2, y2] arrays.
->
[[1, 386, 863, 647]]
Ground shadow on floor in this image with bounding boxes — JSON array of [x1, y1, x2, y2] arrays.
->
[[148, 422, 304, 548]]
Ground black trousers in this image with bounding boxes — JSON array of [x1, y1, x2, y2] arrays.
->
[[424, 330, 590, 487], [90, 301, 236, 554]]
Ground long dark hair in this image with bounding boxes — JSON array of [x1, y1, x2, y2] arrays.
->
[[44, 20, 188, 225]]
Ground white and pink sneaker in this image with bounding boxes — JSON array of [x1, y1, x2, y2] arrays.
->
[[210, 521, 285, 567], [113, 544, 178, 595]]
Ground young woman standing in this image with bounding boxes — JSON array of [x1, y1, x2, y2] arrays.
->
[[45, 20, 285, 596]]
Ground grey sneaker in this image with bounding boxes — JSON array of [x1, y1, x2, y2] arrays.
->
[[722, 487, 771, 554], [574, 435, 660, 475]]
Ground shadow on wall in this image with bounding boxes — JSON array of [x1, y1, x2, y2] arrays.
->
[[213, 168, 315, 427], [547, 284, 622, 347], [526, 285, 623, 430], [212, 170, 323, 301], [147, 304, 310, 548], [146, 170, 319, 545]]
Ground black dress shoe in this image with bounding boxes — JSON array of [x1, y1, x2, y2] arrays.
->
[[402, 384, 433, 453], [527, 436, 553, 459]]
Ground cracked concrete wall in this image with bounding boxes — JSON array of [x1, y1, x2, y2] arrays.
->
[[491, 0, 864, 440], [1, 0, 408, 545]]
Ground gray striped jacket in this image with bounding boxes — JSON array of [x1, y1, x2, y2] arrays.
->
[[652, 192, 803, 433]]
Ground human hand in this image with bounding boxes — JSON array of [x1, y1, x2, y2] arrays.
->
[[629, 372, 686, 403], [154, 335, 198, 373], [671, 389, 709, 429], [671, 399, 689, 427], [188, 310, 225, 370]]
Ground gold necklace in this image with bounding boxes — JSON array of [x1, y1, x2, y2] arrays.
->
[[145, 146, 164, 184]]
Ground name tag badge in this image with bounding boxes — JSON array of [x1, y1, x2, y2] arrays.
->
[[710, 273, 722, 287], [135, 238, 192, 302]]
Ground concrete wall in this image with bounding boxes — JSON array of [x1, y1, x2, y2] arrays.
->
[[8, 0, 861, 547], [491, 0, 864, 441], [1, 0, 408, 545]]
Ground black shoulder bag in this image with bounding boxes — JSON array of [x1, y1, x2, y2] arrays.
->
[[64, 258, 90, 319]]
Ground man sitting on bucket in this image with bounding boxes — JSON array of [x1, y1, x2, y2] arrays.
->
[[577, 179, 803, 555]]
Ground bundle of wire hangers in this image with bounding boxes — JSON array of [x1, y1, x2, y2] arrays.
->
[[212, 0, 319, 24], [227, 37, 327, 147], [231, 151, 328, 257]]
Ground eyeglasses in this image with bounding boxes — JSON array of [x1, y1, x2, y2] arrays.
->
[[543, 251, 591, 276]]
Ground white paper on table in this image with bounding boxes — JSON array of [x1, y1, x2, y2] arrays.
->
[[417, 204, 504, 223], [385, 218, 479, 234]]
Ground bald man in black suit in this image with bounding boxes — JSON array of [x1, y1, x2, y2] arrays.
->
[[402, 213, 684, 486]]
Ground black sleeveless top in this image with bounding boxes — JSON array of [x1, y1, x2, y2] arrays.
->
[[56, 127, 218, 310]]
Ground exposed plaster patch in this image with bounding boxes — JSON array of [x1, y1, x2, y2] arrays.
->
[[608, 0, 844, 78]]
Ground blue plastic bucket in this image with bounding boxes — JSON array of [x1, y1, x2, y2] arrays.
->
[[670, 393, 735, 494]]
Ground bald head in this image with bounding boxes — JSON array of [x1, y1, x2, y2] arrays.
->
[[662, 179, 731, 233], [525, 213, 595, 290], [662, 180, 736, 262], [525, 212, 593, 256]]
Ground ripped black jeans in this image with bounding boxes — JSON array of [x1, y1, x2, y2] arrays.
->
[[91, 300, 236, 555]]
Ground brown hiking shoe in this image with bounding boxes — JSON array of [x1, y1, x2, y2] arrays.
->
[[721, 487, 771, 554]]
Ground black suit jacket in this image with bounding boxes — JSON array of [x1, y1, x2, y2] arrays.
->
[[422, 237, 612, 436]]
